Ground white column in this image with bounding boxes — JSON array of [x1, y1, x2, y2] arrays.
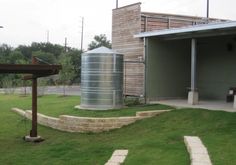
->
[[188, 38, 199, 105], [233, 95, 236, 109]]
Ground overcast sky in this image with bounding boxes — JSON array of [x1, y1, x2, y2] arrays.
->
[[0, 0, 236, 50]]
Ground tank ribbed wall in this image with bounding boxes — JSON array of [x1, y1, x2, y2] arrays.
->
[[80, 47, 123, 110]]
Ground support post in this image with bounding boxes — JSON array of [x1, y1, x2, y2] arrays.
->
[[31, 77, 37, 137], [234, 95, 236, 109], [24, 56, 43, 142], [188, 38, 199, 105], [31, 56, 37, 137], [191, 38, 197, 91]]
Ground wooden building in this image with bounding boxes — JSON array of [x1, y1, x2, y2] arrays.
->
[[112, 2, 224, 97]]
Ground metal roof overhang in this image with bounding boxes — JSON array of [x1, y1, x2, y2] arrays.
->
[[134, 21, 236, 40]]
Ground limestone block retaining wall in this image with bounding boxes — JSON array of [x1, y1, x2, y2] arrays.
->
[[12, 108, 171, 133]]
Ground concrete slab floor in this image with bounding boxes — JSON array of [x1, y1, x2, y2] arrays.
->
[[152, 99, 236, 112]]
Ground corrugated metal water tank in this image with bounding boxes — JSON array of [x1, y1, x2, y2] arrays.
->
[[80, 46, 123, 110]]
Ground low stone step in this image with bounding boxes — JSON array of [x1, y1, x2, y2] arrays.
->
[[184, 136, 212, 165], [105, 149, 128, 165]]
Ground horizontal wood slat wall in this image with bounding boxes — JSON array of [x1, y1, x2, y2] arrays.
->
[[112, 3, 144, 96], [112, 3, 226, 96]]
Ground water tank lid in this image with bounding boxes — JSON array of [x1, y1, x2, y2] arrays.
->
[[84, 46, 121, 55]]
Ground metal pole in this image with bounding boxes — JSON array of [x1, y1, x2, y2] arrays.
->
[[64, 37, 67, 52], [81, 17, 84, 51], [116, 0, 118, 8], [47, 30, 49, 43], [191, 38, 197, 91], [31, 57, 38, 137], [207, 0, 209, 19]]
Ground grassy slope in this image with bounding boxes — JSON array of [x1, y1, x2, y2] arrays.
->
[[10, 95, 172, 117], [0, 94, 235, 164]]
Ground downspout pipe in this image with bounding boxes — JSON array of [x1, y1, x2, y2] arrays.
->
[[144, 37, 148, 104]]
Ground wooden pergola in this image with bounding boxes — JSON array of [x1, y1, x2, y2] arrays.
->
[[0, 57, 62, 142]]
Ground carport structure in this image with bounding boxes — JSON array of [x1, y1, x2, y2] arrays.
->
[[135, 21, 236, 109]]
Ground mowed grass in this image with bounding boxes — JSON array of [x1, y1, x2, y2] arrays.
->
[[9, 94, 172, 117], [0, 94, 235, 165]]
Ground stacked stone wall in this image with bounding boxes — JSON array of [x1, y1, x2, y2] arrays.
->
[[12, 108, 171, 133]]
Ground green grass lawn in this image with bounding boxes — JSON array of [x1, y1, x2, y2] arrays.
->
[[0, 94, 236, 165], [8, 94, 172, 117]]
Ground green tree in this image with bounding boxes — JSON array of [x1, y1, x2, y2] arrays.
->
[[0, 44, 25, 89], [66, 49, 82, 83], [1, 74, 22, 94], [58, 54, 76, 96], [15, 45, 32, 61], [16, 42, 64, 63], [0, 43, 81, 88], [88, 34, 111, 50], [0, 44, 13, 63], [33, 50, 56, 64], [31, 42, 64, 59], [7, 51, 27, 64]]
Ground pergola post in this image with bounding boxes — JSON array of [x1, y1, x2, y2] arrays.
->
[[0, 57, 61, 142], [31, 57, 37, 137], [31, 77, 37, 137], [25, 57, 43, 142], [188, 38, 199, 105]]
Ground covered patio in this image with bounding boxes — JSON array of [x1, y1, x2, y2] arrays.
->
[[135, 21, 236, 110]]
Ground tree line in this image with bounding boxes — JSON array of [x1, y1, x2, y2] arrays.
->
[[0, 34, 111, 90]]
